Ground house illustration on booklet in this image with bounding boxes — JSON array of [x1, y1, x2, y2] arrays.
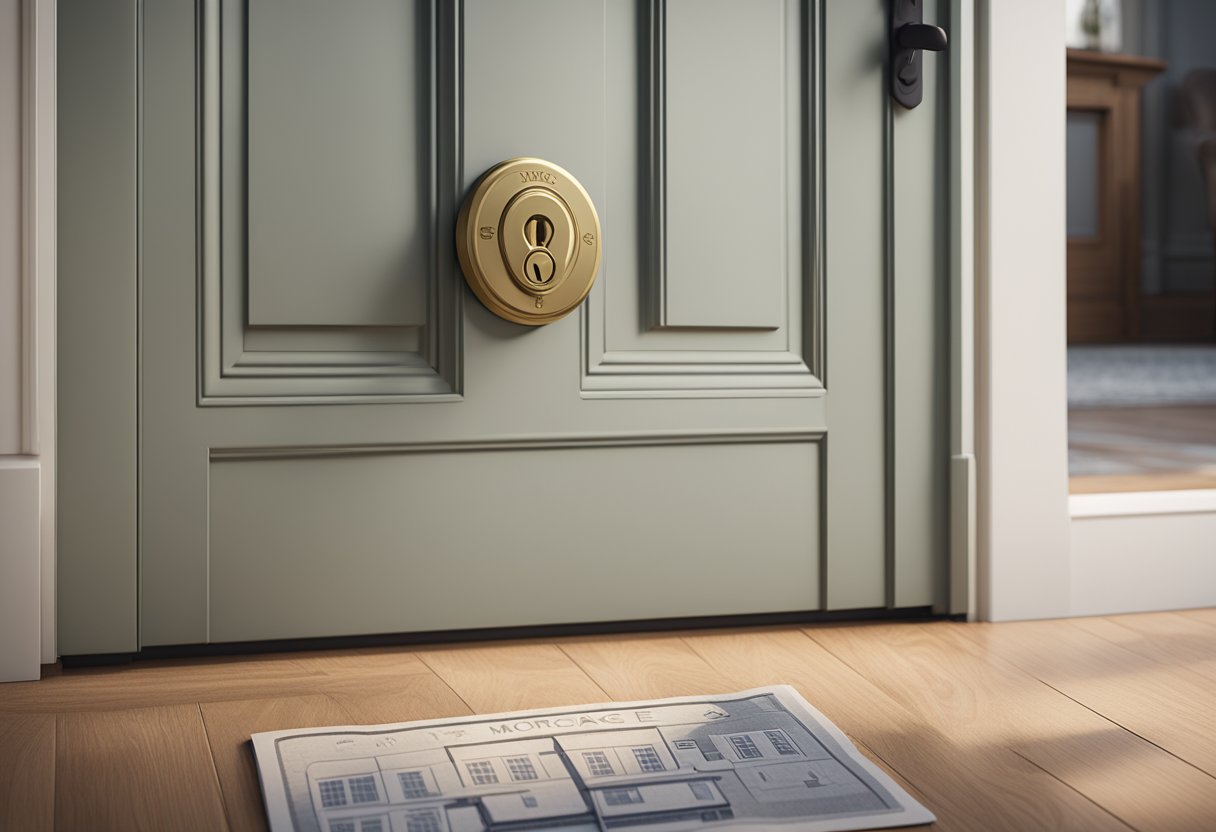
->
[[269, 692, 903, 832]]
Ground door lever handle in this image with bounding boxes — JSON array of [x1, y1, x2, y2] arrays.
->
[[891, 1, 949, 109], [897, 23, 948, 53]]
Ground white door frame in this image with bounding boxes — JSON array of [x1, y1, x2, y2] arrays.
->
[[0, 0, 55, 680], [0, 0, 55, 681], [972, 0, 1073, 620], [974, 0, 1216, 621]]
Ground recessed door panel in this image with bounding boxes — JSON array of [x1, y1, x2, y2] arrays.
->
[[661, 0, 789, 330], [246, 0, 430, 328], [208, 441, 820, 643]]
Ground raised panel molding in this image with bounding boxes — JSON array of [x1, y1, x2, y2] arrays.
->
[[198, 0, 462, 405], [209, 427, 826, 461], [583, 0, 823, 398]]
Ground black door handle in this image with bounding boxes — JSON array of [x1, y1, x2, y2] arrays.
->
[[897, 23, 948, 53], [892, 1, 949, 109]]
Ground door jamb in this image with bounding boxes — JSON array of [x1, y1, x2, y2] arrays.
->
[[946, 0, 976, 619], [973, 0, 1073, 621]]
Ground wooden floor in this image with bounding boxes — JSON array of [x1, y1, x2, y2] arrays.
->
[[1069, 405, 1216, 493], [3, 611, 1216, 831]]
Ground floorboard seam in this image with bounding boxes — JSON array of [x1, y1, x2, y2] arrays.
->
[[1082, 621, 1216, 686], [796, 628, 880, 689], [52, 713, 62, 832], [51, 714, 58, 832], [1085, 616, 1208, 665], [196, 702, 236, 832], [1007, 748, 1139, 832], [1026, 676, 1216, 781], [933, 623, 1216, 780], [410, 653, 484, 715], [849, 736, 932, 805], [552, 644, 615, 703]]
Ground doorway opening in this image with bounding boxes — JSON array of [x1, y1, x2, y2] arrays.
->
[[1064, 0, 1216, 495]]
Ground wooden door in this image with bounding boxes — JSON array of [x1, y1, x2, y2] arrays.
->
[[58, 0, 950, 654]]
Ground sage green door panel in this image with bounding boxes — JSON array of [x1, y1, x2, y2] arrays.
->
[[892, 0, 948, 608], [57, 0, 139, 654], [59, 0, 950, 652], [246, 0, 430, 327], [208, 441, 820, 643], [822, 0, 889, 610], [661, 0, 791, 329]]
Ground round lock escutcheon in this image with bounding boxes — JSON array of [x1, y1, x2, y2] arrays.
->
[[456, 158, 602, 326]]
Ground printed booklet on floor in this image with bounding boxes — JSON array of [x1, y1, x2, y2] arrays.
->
[[251, 685, 935, 832]]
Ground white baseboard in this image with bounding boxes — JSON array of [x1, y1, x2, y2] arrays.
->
[[1069, 491, 1216, 617], [0, 459, 41, 682]]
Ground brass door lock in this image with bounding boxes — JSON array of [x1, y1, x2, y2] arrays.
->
[[456, 158, 602, 326]]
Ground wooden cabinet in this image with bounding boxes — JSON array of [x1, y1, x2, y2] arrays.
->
[[1066, 49, 1165, 343]]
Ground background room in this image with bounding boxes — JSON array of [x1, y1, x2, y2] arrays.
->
[[1065, 0, 1216, 493]]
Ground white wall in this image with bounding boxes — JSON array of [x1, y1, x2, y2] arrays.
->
[[0, 0, 54, 682], [1070, 491, 1216, 615]]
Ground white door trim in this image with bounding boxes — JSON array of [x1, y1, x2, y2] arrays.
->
[[31, 0, 55, 668], [948, 0, 977, 618], [0, 0, 55, 682], [974, 0, 1073, 621], [976, 0, 1216, 620], [1070, 489, 1216, 519]]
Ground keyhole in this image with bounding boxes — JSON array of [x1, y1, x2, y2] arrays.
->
[[524, 215, 554, 248], [523, 249, 557, 286]]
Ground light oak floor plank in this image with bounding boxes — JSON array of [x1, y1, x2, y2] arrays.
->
[[199, 658, 470, 832], [200, 694, 353, 832], [559, 633, 734, 700], [302, 648, 449, 704], [688, 627, 1130, 832], [0, 712, 55, 831], [559, 632, 1128, 832], [1177, 607, 1216, 629], [849, 737, 934, 832], [1072, 613, 1216, 683], [809, 621, 1216, 832], [325, 670, 473, 726], [8, 611, 1214, 831], [954, 618, 1216, 777], [1069, 471, 1216, 493], [281, 646, 431, 678], [0, 649, 436, 715], [0, 654, 324, 714], [416, 642, 609, 712], [57, 704, 230, 832]]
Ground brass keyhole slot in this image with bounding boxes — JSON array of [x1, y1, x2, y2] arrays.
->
[[523, 249, 557, 287], [524, 215, 554, 249]]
